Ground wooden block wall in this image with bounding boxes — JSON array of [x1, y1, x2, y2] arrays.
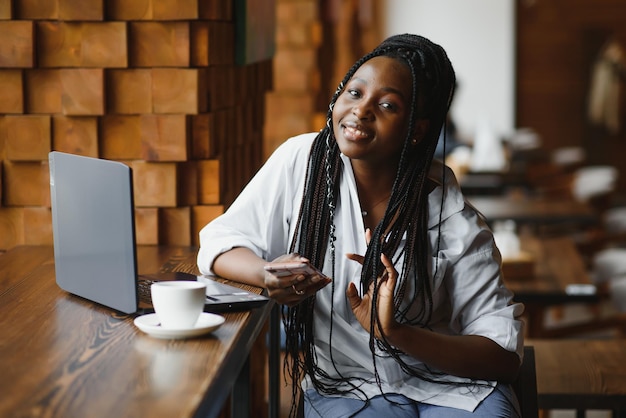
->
[[0, 0, 273, 250], [263, 0, 320, 157]]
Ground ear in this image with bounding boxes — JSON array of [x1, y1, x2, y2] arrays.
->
[[411, 119, 430, 145]]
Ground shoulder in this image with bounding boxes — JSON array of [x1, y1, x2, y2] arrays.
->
[[261, 132, 318, 175], [427, 159, 467, 228], [270, 132, 317, 158]]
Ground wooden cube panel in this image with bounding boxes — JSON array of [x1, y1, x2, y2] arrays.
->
[[140, 114, 188, 161], [159, 206, 191, 246], [0, 0, 12, 19], [14, 0, 58, 19], [177, 161, 197, 206], [24, 70, 62, 114], [107, 69, 152, 114], [24, 207, 53, 245], [0, 70, 23, 113], [198, 0, 231, 20], [197, 159, 219, 204], [107, 0, 197, 21], [190, 22, 209, 67], [129, 22, 190, 67], [213, 108, 234, 154], [73, 22, 126, 66], [59, 0, 104, 21], [100, 115, 142, 160], [152, 68, 205, 114], [131, 161, 177, 207], [134, 207, 158, 245], [190, 113, 215, 159], [4, 115, 50, 161], [60, 68, 104, 115], [38, 22, 127, 68], [272, 48, 316, 92], [191, 205, 223, 246], [106, 0, 152, 20], [100, 115, 141, 160], [52, 116, 98, 157], [0, 21, 34, 67], [191, 22, 234, 67], [0, 208, 25, 250], [0, 0, 273, 250], [3, 161, 49, 206], [207, 22, 234, 66], [152, 0, 198, 20], [207, 65, 236, 110]]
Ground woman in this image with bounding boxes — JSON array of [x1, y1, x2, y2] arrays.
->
[[198, 33, 524, 417]]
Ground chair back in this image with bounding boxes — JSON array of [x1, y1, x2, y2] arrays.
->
[[512, 346, 539, 418]]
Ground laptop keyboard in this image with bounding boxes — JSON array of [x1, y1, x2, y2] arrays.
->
[[137, 279, 155, 304]]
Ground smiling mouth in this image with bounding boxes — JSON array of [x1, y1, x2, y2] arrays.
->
[[341, 123, 373, 141]]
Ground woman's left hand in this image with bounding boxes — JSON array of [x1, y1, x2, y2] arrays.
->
[[346, 244, 400, 339]]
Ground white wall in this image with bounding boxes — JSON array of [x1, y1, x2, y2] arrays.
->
[[381, 0, 515, 141]]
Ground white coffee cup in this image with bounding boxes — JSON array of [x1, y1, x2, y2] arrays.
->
[[151, 281, 207, 329]]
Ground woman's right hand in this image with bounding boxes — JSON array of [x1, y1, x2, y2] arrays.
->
[[264, 254, 331, 307]]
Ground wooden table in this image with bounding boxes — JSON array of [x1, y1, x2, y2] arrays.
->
[[503, 233, 599, 337], [0, 245, 275, 418], [467, 195, 597, 227], [459, 170, 527, 196], [530, 338, 626, 417]]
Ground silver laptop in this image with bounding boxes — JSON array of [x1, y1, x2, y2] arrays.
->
[[49, 151, 268, 315]]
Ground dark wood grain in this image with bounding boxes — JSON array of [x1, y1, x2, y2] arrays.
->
[[0, 245, 53, 297], [530, 339, 626, 413], [502, 233, 597, 337], [0, 245, 273, 418], [467, 195, 597, 227]]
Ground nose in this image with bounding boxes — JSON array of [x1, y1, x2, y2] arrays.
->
[[353, 102, 373, 121]]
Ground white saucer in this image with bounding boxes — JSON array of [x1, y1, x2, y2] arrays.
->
[[134, 312, 225, 339]]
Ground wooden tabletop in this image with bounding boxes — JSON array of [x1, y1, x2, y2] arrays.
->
[[530, 338, 626, 415], [0, 245, 273, 418], [503, 232, 598, 337], [459, 170, 527, 196], [505, 233, 596, 303], [467, 195, 597, 226]]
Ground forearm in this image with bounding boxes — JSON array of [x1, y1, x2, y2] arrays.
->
[[212, 247, 267, 288], [387, 324, 520, 382]]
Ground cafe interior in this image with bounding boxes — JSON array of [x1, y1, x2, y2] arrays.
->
[[1, 1, 626, 417]]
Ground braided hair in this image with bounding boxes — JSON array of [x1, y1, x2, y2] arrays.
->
[[283, 34, 457, 416]]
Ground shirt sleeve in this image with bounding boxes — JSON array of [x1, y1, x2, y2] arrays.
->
[[438, 205, 525, 358], [196, 133, 314, 274]]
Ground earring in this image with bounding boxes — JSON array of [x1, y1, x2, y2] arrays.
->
[[411, 138, 418, 145]]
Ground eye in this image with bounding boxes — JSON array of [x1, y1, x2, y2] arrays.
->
[[380, 100, 402, 113], [347, 89, 361, 98]]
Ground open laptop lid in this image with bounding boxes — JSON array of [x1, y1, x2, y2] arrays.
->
[[49, 151, 139, 314], [49, 151, 269, 315]]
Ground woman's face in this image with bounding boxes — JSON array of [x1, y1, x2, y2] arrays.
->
[[332, 56, 415, 168]]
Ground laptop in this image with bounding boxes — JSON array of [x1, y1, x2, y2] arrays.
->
[[48, 151, 269, 315]]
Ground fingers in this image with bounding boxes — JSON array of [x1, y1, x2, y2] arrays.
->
[[266, 272, 331, 307], [346, 282, 361, 309], [345, 252, 365, 265], [380, 253, 398, 289]]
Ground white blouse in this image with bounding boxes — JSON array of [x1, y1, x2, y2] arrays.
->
[[197, 132, 525, 412]]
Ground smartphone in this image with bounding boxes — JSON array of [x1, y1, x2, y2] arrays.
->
[[264, 261, 329, 279]]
